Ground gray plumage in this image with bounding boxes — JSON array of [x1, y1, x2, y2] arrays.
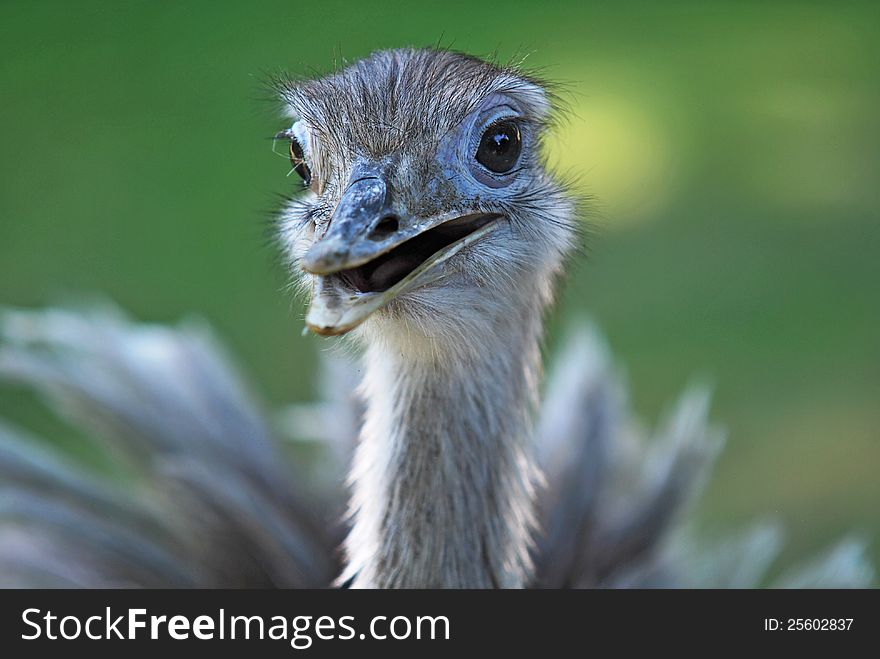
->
[[0, 49, 873, 588], [279, 49, 573, 587], [0, 308, 335, 587], [0, 307, 870, 588]]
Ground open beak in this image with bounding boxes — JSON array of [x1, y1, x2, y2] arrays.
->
[[301, 174, 501, 336]]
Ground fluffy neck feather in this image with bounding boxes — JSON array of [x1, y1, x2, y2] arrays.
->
[[341, 285, 549, 588]]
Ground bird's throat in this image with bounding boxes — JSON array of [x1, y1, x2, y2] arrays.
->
[[340, 311, 544, 588]]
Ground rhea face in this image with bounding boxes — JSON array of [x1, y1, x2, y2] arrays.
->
[[276, 50, 573, 337]]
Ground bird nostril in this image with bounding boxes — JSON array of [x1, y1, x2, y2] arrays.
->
[[368, 216, 400, 241]]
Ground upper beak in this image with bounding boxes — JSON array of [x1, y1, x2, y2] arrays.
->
[[301, 174, 397, 276]]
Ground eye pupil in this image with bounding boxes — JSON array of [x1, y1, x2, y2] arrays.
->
[[491, 132, 510, 152], [476, 121, 521, 173]]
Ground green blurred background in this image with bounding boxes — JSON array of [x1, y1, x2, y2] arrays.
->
[[1, 1, 878, 571]]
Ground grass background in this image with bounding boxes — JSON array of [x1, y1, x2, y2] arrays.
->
[[1, 0, 878, 572]]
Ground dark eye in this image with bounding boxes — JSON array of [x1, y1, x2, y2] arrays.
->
[[288, 137, 312, 186], [475, 120, 522, 174]]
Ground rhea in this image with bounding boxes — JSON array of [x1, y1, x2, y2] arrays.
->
[[276, 49, 574, 588], [0, 49, 870, 590]]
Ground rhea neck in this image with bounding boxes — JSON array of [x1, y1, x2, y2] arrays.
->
[[340, 283, 549, 588]]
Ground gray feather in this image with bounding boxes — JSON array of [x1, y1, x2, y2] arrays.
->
[[2, 307, 870, 588], [0, 306, 337, 587]]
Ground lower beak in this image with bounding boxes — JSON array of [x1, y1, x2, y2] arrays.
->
[[305, 214, 501, 336]]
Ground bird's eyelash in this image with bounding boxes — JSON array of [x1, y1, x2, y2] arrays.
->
[[270, 133, 296, 159], [272, 130, 320, 190], [271, 140, 307, 181]]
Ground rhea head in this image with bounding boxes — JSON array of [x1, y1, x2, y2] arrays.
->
[[276, 49, 574, 351]]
